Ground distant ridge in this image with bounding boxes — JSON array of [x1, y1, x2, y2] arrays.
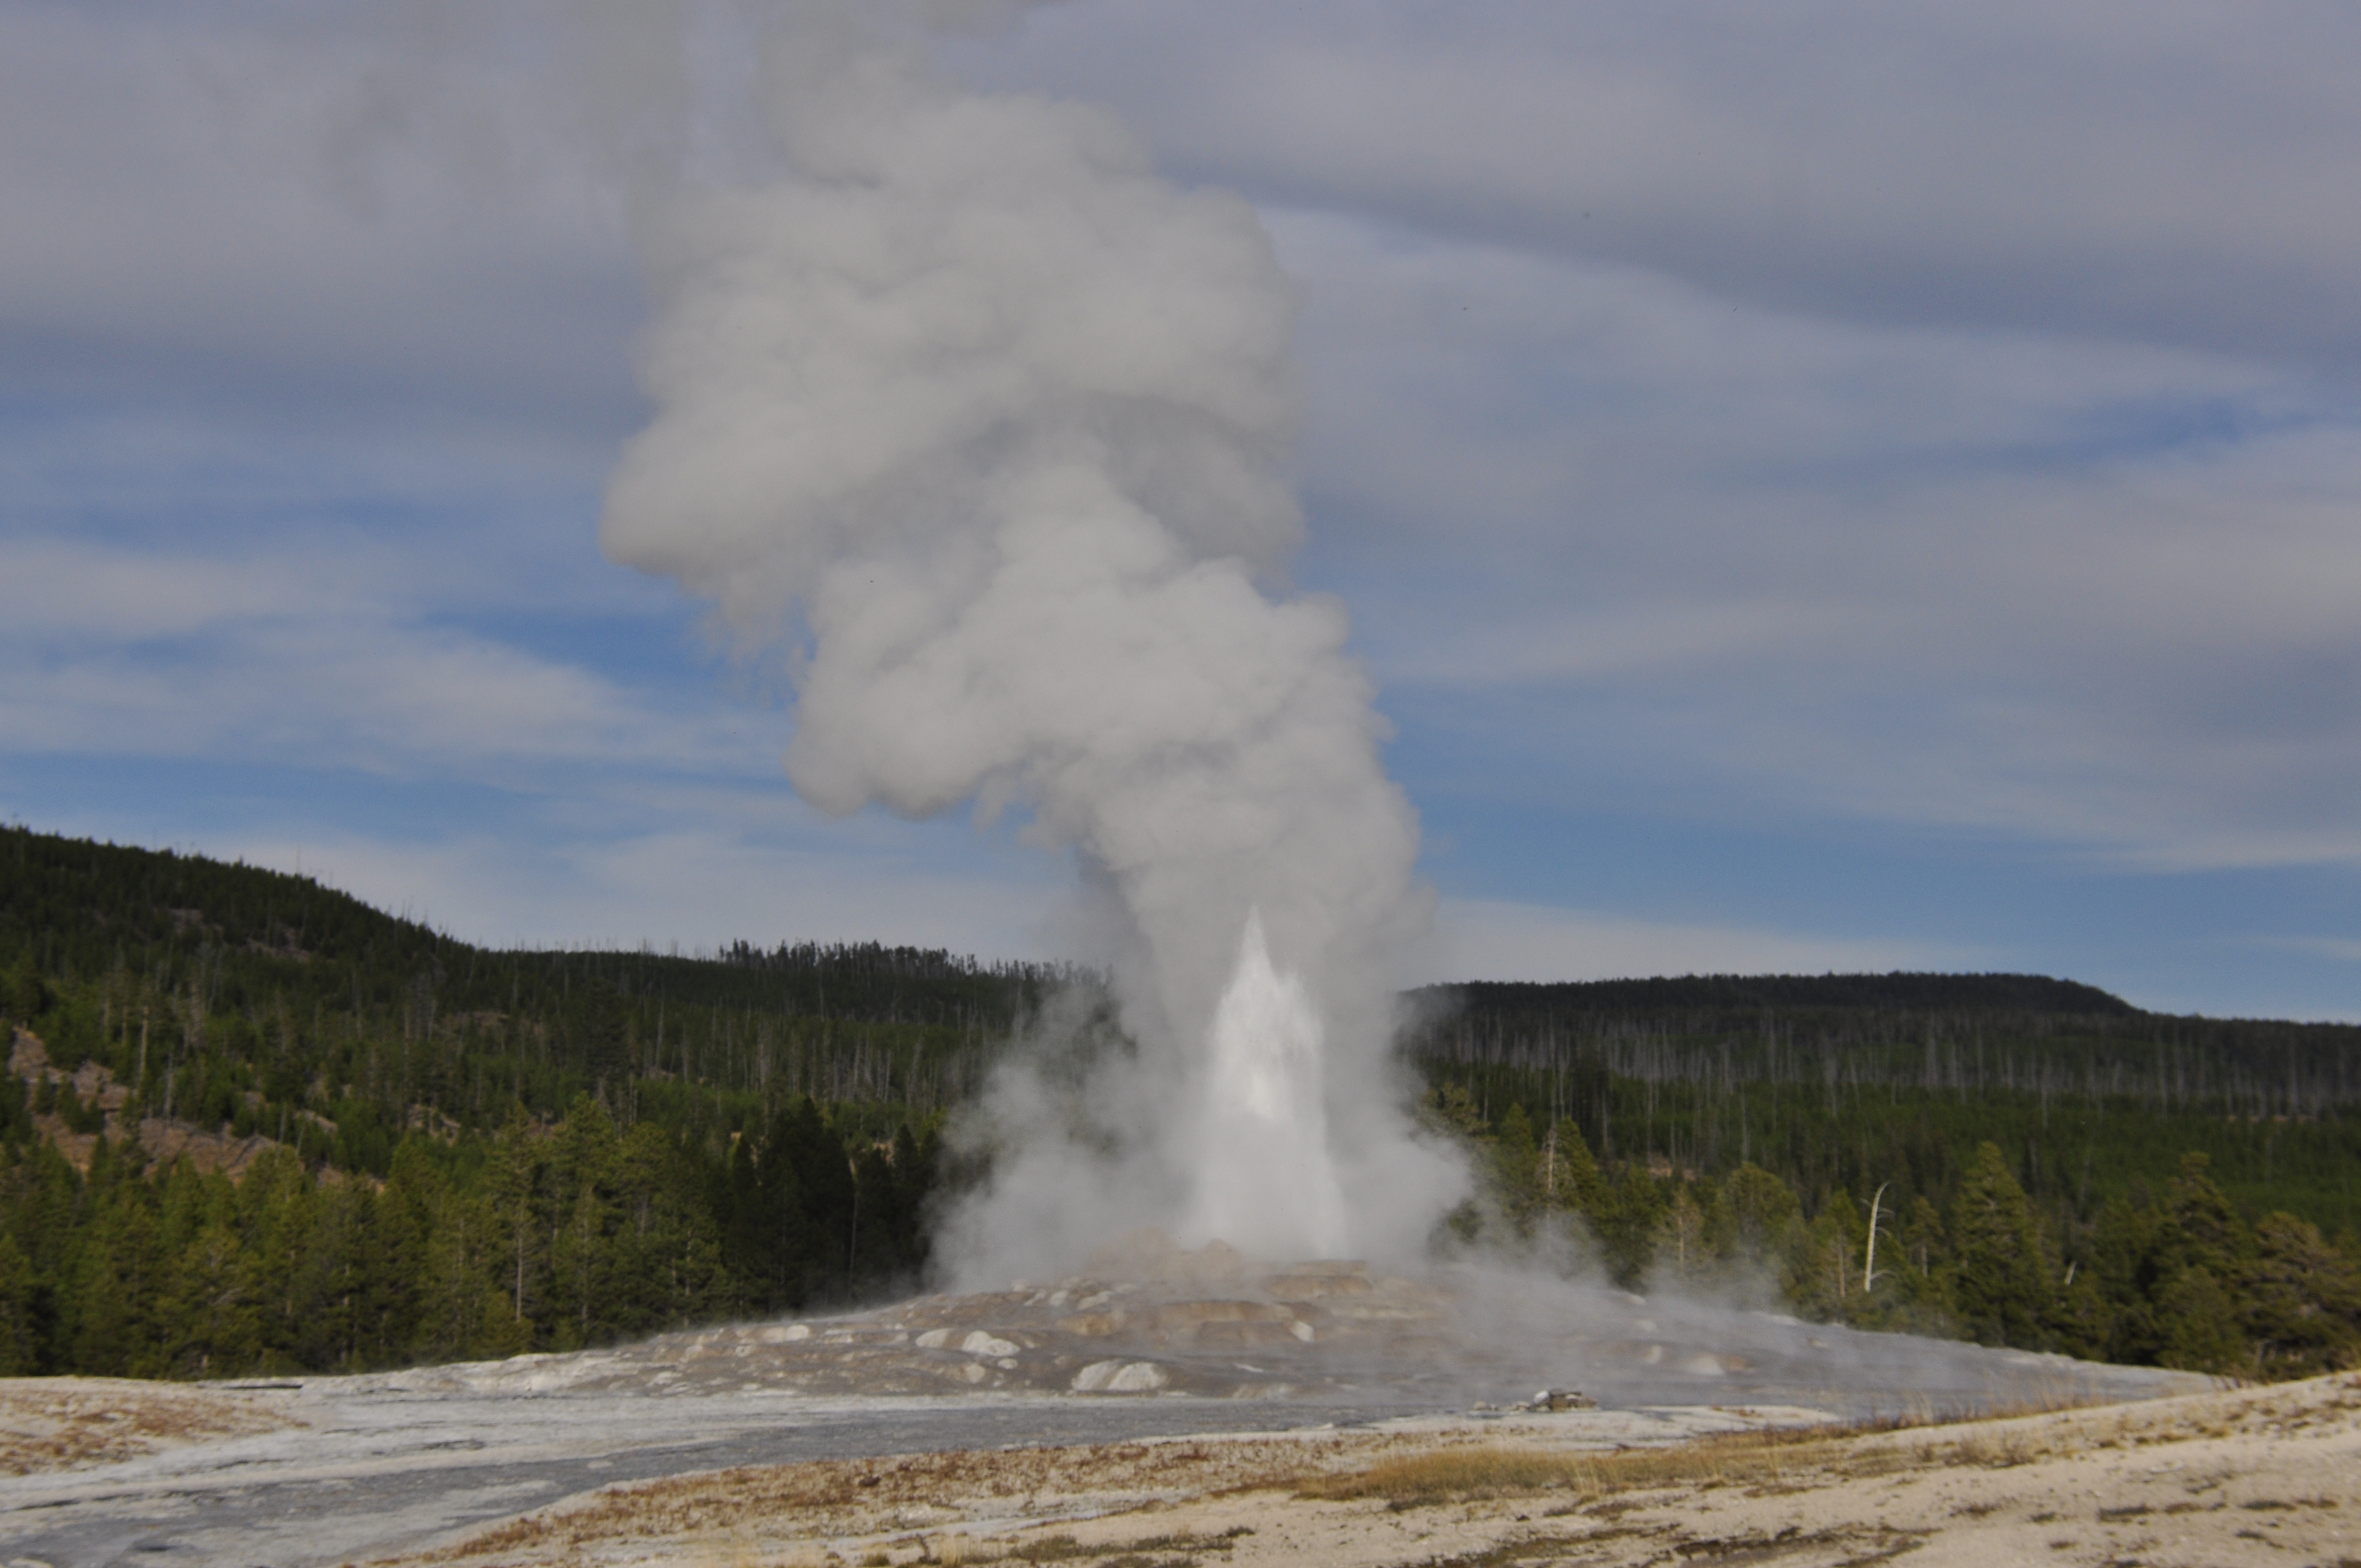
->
[[4, 824, 2143, 1015], [1423, 972, 2139, 1017], [0, 824, 1069, 1032]]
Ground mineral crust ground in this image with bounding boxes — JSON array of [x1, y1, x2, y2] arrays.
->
[[1, 1243, 2219, 1566]]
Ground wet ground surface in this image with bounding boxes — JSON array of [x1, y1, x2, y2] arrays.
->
[[1, 1392, 1443, 1568], [1, 1248, 2209, 1567]]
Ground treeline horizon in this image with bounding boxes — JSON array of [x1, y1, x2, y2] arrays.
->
[[2, 823, 2356, 1382], [1402, 979, 2361, 1238]]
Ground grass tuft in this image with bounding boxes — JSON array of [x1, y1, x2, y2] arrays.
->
[[1295, 1411, 2048, 1512], [1297, 1435, 1839, 1510]]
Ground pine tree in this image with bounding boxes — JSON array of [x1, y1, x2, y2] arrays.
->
[[1793, 1190, 1867, 1322], [890, 1123, 933, 1281], [1707, 1163, 1803, 1305], [2088, 1194, 2166, 1364], [2157, 1265, 2246, 1374], [2047, 1263, 2114, 1362], [3, 951, 46, 1025], [69, 1186, 168, 1376], [1648, 1186, 1712, 1292], [1948, 1142, 2057, 1349], [2161, 1152, 2252, 1283], [547, 1095, 622, 1348], [238, 1148, 318, 1366], [485, 1106, 547, 1331], [851, 1142, 902, 1282], [1898, 1195, 1946, 1282], [384, 1142, 466, 1363], [1417, 1083, 1487, 1140], [1491, 1105, 1542, 1235], [0, 1231, 35, 1375], [2243, 1212, 2361, 1376], [1543, 1117, 1610, 1220], [602, 1120, 708, 1336], [1594, 1165, 1669, 1290], [163, 1218, 262, 1376], [784, 1098, 855, 1302], [314, 1177, 392, 1369], [735, 1109, 813, 1311], [0, 1070, 28, 1145]]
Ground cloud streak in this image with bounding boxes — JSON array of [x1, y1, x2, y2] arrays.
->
[[987, 2, 2361, 371], [1271, 214, 2361, 871], [0, 533, 757, 780]]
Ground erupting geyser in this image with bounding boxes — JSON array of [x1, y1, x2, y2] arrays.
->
[[602, 3, 1462, 1281], [1189, 910, 1348, 1259]]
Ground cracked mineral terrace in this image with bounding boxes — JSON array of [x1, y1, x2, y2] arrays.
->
[[0, 1239, 2209, 1567]]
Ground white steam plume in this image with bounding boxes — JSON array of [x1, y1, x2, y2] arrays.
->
[[602, 9, 1462, 1280]]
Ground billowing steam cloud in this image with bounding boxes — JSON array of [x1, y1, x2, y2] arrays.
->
[[602, 9, 1462, 1281]]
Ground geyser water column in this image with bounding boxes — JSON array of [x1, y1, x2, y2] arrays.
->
[[1188, 911, 1348, 1258], [600, 7, 1464, 1277]]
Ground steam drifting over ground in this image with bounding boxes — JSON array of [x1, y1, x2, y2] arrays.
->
[[602, 4, 1460, 1279]]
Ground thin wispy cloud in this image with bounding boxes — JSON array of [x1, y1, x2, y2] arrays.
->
[[1269, 214, 2361, 875], [986, 3, 2361, 369]]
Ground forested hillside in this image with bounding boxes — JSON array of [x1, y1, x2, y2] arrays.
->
[[0, 825, 1057, 1376], [1403, 978, 2361, 1378], [1404, 975, 2361, 1235], [2, 825, 2356, 1381]]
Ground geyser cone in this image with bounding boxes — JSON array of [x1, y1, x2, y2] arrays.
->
[[1186, 910, 1347, 1258]]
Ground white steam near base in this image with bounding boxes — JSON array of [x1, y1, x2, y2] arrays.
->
[[601, 4, 1464, 1281]]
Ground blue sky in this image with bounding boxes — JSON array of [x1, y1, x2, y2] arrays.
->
[[2, 2, 2356, 1019]]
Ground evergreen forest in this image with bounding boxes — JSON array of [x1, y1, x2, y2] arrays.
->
[[2, 825, 2356, 1381]]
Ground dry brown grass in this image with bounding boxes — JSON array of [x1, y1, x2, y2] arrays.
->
[[402, 1438, 1343, 1566], [1293, 1391, 2164, 1512], [0, 1377, 300, 1474], [432, 1512, 1251, 1568], [1295, 1429, 1862, 1510]]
